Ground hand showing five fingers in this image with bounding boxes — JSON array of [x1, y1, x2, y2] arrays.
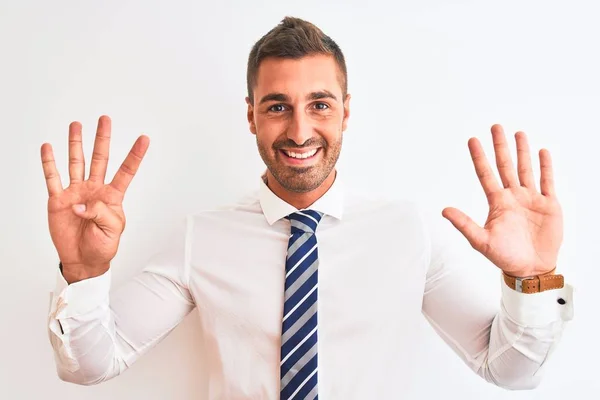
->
[[442, 124, 563, 278], [41, 115, 149, 283]]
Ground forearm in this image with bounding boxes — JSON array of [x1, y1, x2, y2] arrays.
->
[[49, 308, 127, 384], [48, 265, 195, 385], [48, 268, 126, 385], [475, 306, 565, 389], [476, 278, 573, 389], [422, 260, 573, 390]]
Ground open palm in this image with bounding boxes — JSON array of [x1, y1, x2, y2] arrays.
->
[[442, 124, 563, 278], [41, 115, 149, 281]]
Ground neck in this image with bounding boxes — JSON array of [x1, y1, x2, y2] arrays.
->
[[265, 170, 337, 210]]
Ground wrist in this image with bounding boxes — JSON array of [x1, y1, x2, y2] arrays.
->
[[502, 268, 564, 294], [503, 266, 556, 279], [60, 261, 110, 284]]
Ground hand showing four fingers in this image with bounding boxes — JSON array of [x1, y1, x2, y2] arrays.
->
[[41, 115, 149, 284]]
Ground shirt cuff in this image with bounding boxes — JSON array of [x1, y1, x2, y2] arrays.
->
[[500, 273, 574, 327], [51, 264, 112, 320]]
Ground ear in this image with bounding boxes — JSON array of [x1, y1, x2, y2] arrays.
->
[[342, 93, 351, 132], [246, 97, 257, 135]]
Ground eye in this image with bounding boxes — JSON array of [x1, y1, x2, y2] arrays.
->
[[268, 104, 287, 112], [313, 102, 329, 110]]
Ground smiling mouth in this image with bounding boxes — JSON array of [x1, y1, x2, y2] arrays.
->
[[280, 148, 320, 160]]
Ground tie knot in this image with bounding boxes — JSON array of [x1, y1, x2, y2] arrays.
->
[[286, 210, 324, 234]]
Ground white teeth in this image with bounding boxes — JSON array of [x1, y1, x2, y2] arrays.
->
[[284, 149, 318, 159]]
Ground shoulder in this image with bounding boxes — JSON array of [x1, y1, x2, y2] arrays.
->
[[343, 189, 460, 247], [181, 190, 267, 237], [343, 189, 425, 225], [187, 192, 261, 219]]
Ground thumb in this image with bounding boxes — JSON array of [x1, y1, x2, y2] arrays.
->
[[442, 207, 488, 252], [72, 201, 122, 234]]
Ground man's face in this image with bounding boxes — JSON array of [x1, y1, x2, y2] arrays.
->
[[246, 54, 350, 193]]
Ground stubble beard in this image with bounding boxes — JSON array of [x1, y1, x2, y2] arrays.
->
[[257, 135, 342, 193]]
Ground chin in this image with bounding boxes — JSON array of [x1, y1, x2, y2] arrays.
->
[[283, 182, 320, 193], [276, 168, 330, 193]]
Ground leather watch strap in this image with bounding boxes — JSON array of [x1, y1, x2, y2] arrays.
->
[[503, 269, 564, 293]]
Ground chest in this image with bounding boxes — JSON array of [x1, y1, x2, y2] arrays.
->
[[188, 217, 429, 343]]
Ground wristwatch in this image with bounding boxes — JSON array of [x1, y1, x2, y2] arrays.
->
[[503, 268, 564, 294]]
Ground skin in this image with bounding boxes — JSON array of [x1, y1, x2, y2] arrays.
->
[[246, 54, 350, 210], [442, 130, 563, 278], [41, 54, 562, 284]]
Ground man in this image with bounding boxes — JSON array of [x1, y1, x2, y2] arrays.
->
[[42, 16, 573, 399]]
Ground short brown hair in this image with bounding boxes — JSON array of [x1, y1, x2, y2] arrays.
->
[[246, 16, 348, 105]]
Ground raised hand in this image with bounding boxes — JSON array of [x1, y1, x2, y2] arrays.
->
[[41, 115, 150, 283], [442, 124, 563, 278]]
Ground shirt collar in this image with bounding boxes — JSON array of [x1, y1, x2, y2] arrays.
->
[[259, 170, 344, 225]]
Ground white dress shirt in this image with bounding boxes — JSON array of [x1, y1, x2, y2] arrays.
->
[[47, 172, 574, 399]]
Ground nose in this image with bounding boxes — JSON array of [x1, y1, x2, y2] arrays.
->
[[286, 110, 313, 146]]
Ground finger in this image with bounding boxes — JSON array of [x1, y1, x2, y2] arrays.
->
[[468, 137, 501, 200], [72, 200, 123, 236], [491, 124, 518, 188], [539, 148, 555, 196], [110, 135, 150, 194], [88, 115, 112, 182], [515, 131, 535, 189], [442, 207, 489, 252], [40, 143, 63, 196], [68, 121, 85, 184]]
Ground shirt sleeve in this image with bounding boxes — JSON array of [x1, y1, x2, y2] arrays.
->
[[418, 208, 574, 390], [47, 216, 197, 385]]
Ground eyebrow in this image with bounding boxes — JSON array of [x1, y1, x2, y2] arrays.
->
[[258, 90, 338, 105]]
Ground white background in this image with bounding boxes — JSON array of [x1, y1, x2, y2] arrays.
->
[[0, 0, 597, 399]]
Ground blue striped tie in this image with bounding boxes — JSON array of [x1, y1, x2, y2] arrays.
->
[[280, 210, 323, 400]]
